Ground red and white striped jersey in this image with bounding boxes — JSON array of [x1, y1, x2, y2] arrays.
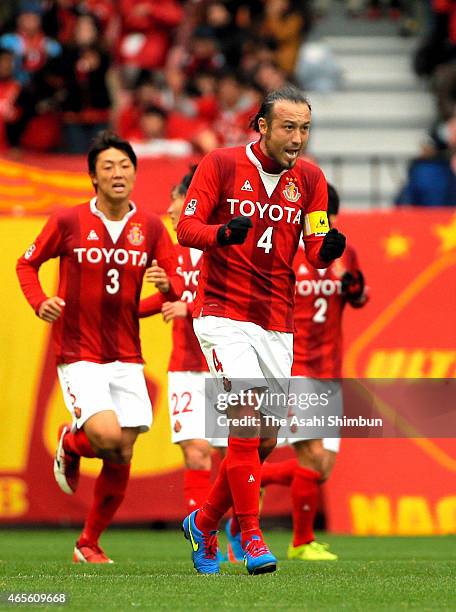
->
[[17, 199, 180, 365], [177, 143, 330, 332], [292, 243, 366, 378], [139, 243, 208, 372]]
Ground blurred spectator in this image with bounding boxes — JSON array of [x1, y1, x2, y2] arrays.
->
[[433, 59, 456, 120], [181, 25, 225, 80], [125, 104, 192, 157], [252, 61, 289, 92], [42, 1, 119, 48], [0, 1, 20, 34], [1, 3, 64, 152], [118, 0, 182, 84], [395, 117, 456, 206], [206, 71, 257, 147], [204, 1, 263, 70], [0, 1, 61, 85], [295, 39, 344, 93], [59, 13, 112, 153], [0, 49, 20, 151], [414, 0, 456, 77], [259, 0, 312, 75]]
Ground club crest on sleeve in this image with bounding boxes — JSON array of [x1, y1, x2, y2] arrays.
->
[[241, 179, 253, 191], [127, 223, 145, 246], [184, 198, 197, 215], [283, 178, 301, 202], [24, 243, 36, 260]]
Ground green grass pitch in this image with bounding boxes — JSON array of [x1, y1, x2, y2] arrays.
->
[[0, 529, 455, 610]]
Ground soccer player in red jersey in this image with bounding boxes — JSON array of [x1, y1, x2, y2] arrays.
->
[[177, 86, 347, 575], [255, 183, 368, 562], [139, 167, 227, 516], [16, 131, 181, 563]]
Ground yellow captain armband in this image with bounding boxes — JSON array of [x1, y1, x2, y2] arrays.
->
[[304, 210, 330, 237]]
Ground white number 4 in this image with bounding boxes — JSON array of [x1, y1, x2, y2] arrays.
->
[[106, 268, 120, 294], [257, 227, 274, 253]]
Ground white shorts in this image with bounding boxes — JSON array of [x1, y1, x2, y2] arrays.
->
[[168, 371, 228, 446], [57, 361, 152, 432], [277, 378, 342, 452], [193, 316, 293, 418]]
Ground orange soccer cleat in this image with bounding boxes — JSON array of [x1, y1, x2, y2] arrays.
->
[[73, 542, 113, 564], [53, 425, 80, 494]]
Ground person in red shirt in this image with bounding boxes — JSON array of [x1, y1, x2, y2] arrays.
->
[[177, 85, 346, 575], [242, 183, 367, 563], [139, 166, 227, 516], [17, 131, 181, 563]]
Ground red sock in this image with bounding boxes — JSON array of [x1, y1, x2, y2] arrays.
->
[[261, 458, 298, 487], [183, 469, 211, 514], [78, 461, 130, 546], [230, 513, 240, 536], [64, 428, 96, 458], [225, 437, 262, 546], [291, 465, 320, 547], [195, 459, 232, 532]]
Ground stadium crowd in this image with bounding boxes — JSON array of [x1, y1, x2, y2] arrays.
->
[[0, 0, 417, 159]]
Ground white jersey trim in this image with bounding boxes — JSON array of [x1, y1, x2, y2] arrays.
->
[[245, 142, 287, 198]]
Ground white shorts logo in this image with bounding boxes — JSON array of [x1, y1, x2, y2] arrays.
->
[[184, 199, 198, 215], [24, 243, 36, 260]]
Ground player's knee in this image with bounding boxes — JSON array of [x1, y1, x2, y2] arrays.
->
[[258, 437, 277, 462], [118, 446, 133, 464], [90, 431, 123, 456], [181, 441, 211, 470]]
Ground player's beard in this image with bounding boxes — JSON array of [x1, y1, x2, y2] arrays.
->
[[264, 132, 300, 170]]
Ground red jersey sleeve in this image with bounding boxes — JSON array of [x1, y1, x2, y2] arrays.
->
[[16, 213, 64, 313], [302, 169, 330, 269], [176, 152, 223, 250], [138, 292, 166, 318], [153, 223, 183, 302]]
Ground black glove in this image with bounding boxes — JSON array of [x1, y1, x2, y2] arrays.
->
[[319, 228, 346, 262], [217, 216, 253, 246], [342, 270, 365, 302]]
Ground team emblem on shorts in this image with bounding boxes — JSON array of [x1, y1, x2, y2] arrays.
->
[[24, 243, 36, 260], [283, 179, 301, 202], [174, 419, 182, 433], [127, 223, 145, 246], [74, 407, 81, 419], [223, 377, 232, 392]]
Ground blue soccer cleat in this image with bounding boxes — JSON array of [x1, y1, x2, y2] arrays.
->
[[182, 510, 220, 574], [243, 535, 277, 575], [225, 518, 244, 563]]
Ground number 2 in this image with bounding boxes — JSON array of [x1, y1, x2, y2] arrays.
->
[[313, 297, 327, 323]]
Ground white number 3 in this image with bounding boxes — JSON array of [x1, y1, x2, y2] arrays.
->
[[257, 227, 274, 253], [106, 268, 120, 294]]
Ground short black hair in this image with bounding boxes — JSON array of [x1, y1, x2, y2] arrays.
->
[[249, 85, 311, 132], [327, 183, 340, 216], [87, 130, 137, 175], [175, 165, 198, 196]]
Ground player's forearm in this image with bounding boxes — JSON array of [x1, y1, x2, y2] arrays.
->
[[176, 216, 220, 250], [138, 292, 165, 318], [165, 273, 184, 302], [303, 237, 328, 269], [16, 260, 48, 313]]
